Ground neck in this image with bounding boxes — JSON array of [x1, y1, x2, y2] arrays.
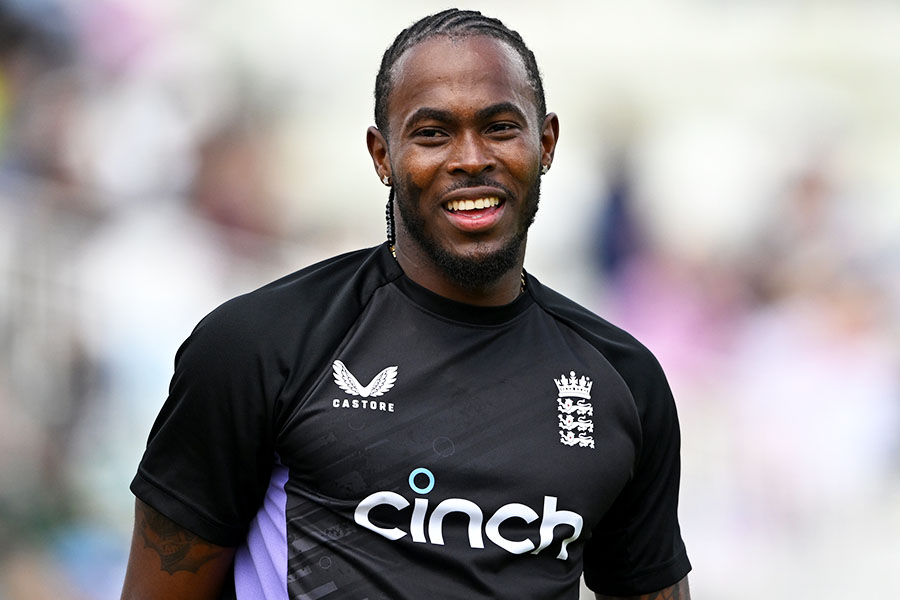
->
[[392, 239, 526, 307]]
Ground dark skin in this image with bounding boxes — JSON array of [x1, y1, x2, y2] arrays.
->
[[121, 34, 689, 600], [367, 35, 558, 306], [595, 577, 691, 600], [120, 499, 234, 600]]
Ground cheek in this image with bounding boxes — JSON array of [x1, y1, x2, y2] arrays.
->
[[510, 155, 540, 179], [499, 138, 542, 174], [398, 152, 445, 192]]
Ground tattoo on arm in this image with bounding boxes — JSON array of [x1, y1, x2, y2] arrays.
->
[[596, 576, 690, 600], [639, 583, 688, 600], [138, 505, 225, 575]]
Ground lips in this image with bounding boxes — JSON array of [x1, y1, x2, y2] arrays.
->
[[436, 184, 511, 233], [441, 195, 505, 232]]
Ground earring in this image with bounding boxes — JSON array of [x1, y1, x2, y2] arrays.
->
[[382, 174, 391, 186], [541, 163, 550, 175]]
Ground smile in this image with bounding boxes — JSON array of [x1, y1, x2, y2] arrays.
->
[[443, 197, 501, 212]]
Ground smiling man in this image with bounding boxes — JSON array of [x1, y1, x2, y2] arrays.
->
[[121, 9, 691, 600]]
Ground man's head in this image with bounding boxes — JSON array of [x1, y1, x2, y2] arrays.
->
[[373, 9, 546, 139], [367, 10, 558, 299]]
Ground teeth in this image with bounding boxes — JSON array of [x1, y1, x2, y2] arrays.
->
[[445, 197, 500, 212]]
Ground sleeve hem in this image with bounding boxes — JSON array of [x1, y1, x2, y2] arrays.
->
[[130, 470, 247, 547], [585, 550, 692, 597]]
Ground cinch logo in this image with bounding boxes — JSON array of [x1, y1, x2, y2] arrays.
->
[[353, 468, 584, 560]]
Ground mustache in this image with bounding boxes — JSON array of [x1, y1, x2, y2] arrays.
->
[[440, 176, 517, 201]]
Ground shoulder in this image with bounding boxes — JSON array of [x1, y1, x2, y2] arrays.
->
[[527, 275, 667, 392], [190, 244, 402, 351], [172, 245, 403, 395], [164, 244, 403, 427]]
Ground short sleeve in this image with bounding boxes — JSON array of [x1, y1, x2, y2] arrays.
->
[[130, 301, 278, 547], [582, 355, 691, 595]]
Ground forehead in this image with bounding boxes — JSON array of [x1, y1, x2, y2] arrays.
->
[[387, 35, 537, 128]]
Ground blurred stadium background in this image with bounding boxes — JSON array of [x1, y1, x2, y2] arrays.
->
[[1, 1, 898, 598]]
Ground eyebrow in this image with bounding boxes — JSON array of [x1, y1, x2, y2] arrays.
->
[[404, 107, 456, 130], [475, 102, 528, 123], [403, 102, 529, 131]]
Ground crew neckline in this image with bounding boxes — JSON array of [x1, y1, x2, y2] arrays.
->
[[392, 268, 534, 326]]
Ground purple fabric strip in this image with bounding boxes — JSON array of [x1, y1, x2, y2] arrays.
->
[[234, 457, 290, 600]]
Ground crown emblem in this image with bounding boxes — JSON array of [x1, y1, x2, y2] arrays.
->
[[554, 371, 593, 399]]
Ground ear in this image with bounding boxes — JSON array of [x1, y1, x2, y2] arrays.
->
[[367, 126, 391, 182], [540, 112, 559, 168]]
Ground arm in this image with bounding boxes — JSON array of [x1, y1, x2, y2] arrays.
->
[[595, 576, 690, 600], [120, 499, 236, 600]]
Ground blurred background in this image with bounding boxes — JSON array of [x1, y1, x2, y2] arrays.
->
[[1, 0, 898, 598]]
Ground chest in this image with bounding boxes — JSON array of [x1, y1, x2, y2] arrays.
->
[[275, 301, 641, 536]]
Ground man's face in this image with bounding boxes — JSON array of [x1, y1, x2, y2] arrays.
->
[[380, 35, 556, 289]]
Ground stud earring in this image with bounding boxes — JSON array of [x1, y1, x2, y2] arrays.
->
[[382, 174, 391, 186], [541, 163, 550, 175]]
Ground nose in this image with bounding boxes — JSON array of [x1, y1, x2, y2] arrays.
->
[[447, 131, 495, 176]]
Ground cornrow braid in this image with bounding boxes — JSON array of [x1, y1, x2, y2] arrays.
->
[[374, 8, 546, 136], [374, 9, 547, 245], [385, 187, 396, 246]]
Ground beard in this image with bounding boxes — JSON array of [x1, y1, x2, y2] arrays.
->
[[394, 173, 541, 291]]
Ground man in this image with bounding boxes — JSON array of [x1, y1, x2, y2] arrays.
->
[[121, 9, 691, 600]]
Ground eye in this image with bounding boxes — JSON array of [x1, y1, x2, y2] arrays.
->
[[486, 122, 520, 135], [415, 128, 447, 138]]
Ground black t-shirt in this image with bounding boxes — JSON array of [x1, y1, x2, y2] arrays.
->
[[131, 243, 690, 599]]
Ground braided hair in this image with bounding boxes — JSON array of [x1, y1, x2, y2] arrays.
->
[[375, 9, 546, 245]]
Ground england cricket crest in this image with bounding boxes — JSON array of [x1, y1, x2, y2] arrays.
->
[[555, 371, 595, 449]]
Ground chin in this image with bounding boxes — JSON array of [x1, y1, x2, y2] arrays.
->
[[395, 174, 541, 290], [428, 234, 526, 290]]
